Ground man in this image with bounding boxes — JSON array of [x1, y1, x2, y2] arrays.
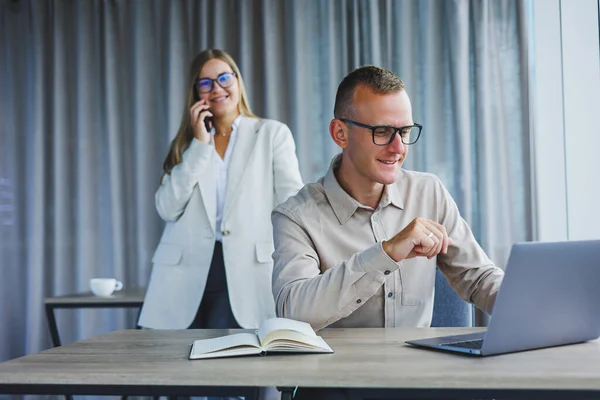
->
[[273, 65, 504, 330], [271, 65, 504, 398]]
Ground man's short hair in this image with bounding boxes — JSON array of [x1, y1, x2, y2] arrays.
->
[[333, 65, 405, 119]]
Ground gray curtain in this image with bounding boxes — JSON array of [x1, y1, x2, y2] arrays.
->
[[0, 0, 531, 366]]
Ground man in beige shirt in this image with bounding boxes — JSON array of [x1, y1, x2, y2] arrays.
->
[[271, 66, 504, 399], [272, 65, 504, 333]]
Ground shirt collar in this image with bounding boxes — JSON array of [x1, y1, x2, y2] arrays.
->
[[385, 172, 405, 210], [210, 115, 243, 136], [323, 155, 360, 224], [323, 154, 405, 225], [231, 115, 242, 129]]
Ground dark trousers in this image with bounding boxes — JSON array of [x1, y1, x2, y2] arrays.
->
[[185, 242, 266, 400], [189, 241, 240, 329], [181, 242, 248, 400]]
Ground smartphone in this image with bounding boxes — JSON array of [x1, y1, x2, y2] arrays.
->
[[194, 92, 212, 132], [204, 116, 213, 132]]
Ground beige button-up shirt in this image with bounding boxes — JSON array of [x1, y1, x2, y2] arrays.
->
[[272, 155, 504, 331]]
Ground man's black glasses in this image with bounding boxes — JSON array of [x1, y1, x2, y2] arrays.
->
[[340, 119, 423, 146]]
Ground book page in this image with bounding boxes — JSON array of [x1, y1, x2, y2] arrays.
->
[[262, 330, 333, 353], [189, 332, 262, 359], [257, 317, 317, 343], [257, 317, 333, 353]]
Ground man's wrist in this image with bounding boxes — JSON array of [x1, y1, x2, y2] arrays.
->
[[382, 240, 396, 261]]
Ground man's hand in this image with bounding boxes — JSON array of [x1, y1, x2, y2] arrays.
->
[[382, 217, 452, 262]]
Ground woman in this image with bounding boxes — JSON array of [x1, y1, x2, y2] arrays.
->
[[138, 49, 304, 332]]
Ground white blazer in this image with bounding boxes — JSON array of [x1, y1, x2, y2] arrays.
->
[[138, 116, 304, 329]]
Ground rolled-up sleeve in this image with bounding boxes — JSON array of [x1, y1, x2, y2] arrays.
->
[[435, 177, 504, 314], [271, 206, 400, 330]]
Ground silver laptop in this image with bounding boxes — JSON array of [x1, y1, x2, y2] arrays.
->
[[406, 240, 600, 356]]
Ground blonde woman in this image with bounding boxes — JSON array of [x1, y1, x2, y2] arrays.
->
[[138, 49, 303, 333]]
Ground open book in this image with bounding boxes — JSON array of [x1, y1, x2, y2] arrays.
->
[[189, 317, 334, 359]]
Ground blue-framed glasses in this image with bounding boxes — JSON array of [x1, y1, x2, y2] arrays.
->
[[195, 72, 237, 93], [340, 119, 423, 146]]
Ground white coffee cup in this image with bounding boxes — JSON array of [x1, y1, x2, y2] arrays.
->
[[90, 278, 123, 297]]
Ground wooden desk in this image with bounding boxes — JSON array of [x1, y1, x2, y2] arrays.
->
[[1, 327, 599, 400], [44, 287, 146, 347]]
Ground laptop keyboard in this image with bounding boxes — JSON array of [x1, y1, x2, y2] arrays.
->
[[441, 339, 484, 349]]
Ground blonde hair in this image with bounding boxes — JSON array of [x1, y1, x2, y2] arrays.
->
[[162, 49, 257, 175]]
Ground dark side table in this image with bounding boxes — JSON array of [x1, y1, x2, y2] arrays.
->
[[44, 287, 146, 347]]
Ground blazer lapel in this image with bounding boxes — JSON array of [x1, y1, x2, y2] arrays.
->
[[197, 138, 217, 234], [223, 117, 261, 219]]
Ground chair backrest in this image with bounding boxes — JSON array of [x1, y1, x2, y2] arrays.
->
[[431, 269, 473, 327]]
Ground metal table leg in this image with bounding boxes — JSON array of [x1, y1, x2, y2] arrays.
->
[[45, 304, 72, 400], [44, 303, 61, 347], [279, 387, 295, 400]]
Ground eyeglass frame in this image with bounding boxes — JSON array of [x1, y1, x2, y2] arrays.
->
[[195, 71, 237, 93], [339, 118, 423, 146]]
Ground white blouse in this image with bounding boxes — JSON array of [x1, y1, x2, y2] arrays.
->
[[212, 115, 242, 242]]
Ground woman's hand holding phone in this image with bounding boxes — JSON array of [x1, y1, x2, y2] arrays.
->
[[190, 99, 213, 144]]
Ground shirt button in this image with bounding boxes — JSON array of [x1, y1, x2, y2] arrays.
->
[[222, 230, 231, 236], [384, 270, 390, 275], [356, 299, 362, 304], [388, 292, 393, 298], [372, 215, 378, 222]]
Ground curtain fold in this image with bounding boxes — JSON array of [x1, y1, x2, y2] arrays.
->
[[0, 0, 531, 365]]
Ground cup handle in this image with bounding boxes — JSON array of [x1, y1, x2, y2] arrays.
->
[[115, 280, 123, 291]]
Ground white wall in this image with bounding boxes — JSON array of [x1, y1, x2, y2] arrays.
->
[[530, 0, 600, 241]]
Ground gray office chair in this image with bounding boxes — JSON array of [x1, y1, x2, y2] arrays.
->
[[431, 269, 473, 327]]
